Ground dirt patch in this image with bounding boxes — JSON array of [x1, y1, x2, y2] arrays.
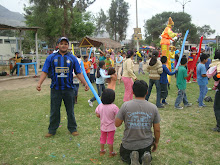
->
[[0, 77, 51, 91]]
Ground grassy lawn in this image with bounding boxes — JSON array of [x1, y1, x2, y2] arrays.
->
[[0, 73, 219, 165]]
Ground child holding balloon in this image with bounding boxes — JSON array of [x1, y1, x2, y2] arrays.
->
[[88, 61, 113, 107], [95, 89, 119, 157]]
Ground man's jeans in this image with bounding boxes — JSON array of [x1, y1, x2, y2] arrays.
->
[[145, 79, 161, 107], [175, 89, 189, 107], [90, 84, 105, 102], [198, 85, 208, 106], [49, 88, 76, 134]]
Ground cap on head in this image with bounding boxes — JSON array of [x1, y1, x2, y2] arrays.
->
[[58, 37, 69, 44], [190, 47, 197, 51]]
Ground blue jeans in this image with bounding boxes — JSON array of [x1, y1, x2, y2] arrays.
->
[[90, 84, 105, 102], [198, 85, 208, 106], [49, 88, 76, 134], [175, 89, 189, 107], [73, 84, 79, 96], [145, 79, 161, 107]]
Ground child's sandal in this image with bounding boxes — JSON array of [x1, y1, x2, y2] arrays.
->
[[109, 152, 117, 157], [99, 150, 106, 156]]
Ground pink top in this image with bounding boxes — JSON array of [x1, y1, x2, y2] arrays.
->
[[95, 103, 119, 132]]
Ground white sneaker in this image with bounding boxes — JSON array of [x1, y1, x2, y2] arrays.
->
[[88, 100, 93, 107]]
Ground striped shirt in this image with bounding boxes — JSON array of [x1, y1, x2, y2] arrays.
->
[[42, 52, 81, 90]]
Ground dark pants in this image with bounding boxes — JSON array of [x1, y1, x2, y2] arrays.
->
[[49, 88, 76, 134], [90, 84, 105, 102], [214, 90, 220, 128], [145, 79, 161, 107], [160, 83, 168, 99], [11, 64, 21, 75], [120, 143, 152, 164]]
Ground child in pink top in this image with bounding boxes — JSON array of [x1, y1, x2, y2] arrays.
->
[[95, 89, 119, 157], [107, 67, 117, 90]]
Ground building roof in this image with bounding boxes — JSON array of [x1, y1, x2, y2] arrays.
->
[[0, 24, 40, 31], [79, 37, 122, 49], [202, 39, 216, 44]]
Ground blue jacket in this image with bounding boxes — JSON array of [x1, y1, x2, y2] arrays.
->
[[160, 64, 177, 84]]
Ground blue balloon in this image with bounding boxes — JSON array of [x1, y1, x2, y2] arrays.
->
[[175, 50, 179, 55], [116, 55, 123, 63], [88, 47, 93, 59], [80, 61, 102, 104], [175, 30, 189, 69]]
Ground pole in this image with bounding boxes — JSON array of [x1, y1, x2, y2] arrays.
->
[[183, 5, 184, 13], [136, 0, 139, 63], [35, 30, 38, 75]]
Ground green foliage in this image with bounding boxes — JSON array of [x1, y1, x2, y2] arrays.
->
[[95, 9, 107, 35], [70, 11, 96, 41], [144, 12, 200, 46], [24, 0, 96, 48], [197, 25, 216, 39]]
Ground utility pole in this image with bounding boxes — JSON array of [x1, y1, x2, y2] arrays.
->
[[136, 0, 139, 63], [175, 0, 191, 13]]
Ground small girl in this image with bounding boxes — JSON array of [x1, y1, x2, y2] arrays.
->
[[88, 61, 112, 107], [95, 89, 119, 157], [145, 50, 163, 108], [107, 67, 117, 90]]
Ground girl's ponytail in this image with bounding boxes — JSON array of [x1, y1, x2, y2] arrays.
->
[[97, 61, 105, 78], [149, 50, 159, 66]]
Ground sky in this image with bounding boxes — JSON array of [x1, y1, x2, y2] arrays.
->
[[0, 0, 219, 39]]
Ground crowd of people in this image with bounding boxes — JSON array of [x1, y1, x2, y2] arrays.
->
[[36, 36, 220, 165]]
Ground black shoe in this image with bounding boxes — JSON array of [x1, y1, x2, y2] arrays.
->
[[130, 151, 140, 165], [141, 152, 151, 165], [212, 127, 220, 132], [157, 104, 164, 108]]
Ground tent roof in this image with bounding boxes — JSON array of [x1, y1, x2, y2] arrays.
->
[[0, 24, 40, 31], [79, 37, 122, 49]]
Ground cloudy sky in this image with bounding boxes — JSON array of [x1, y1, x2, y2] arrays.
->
[[0, 0, 219, 39]]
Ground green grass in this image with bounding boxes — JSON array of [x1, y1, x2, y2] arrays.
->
[[0, 73, 220, 165]]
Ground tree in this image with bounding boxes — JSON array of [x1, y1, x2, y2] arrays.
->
[[107, 0, 129, 41], [95, 9, 107, 36], [70, 11, 96, 41], [144, 12, 200, 46], [24, 0, 96, 47], [197, 25, 215, 39]]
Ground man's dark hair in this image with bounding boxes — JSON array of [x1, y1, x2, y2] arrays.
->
[[200, 54, 208, 62], [180, 57, 187, 65], [133, 80, 148, 97], [139, 59, 142, 61], [101, 89, 115, 104], [161, 56, 167, 63]]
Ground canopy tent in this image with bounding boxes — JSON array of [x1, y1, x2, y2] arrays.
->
[[139, 46, 155, 50], [0, 24, 41, 75], [79, 37, 122, 49]]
